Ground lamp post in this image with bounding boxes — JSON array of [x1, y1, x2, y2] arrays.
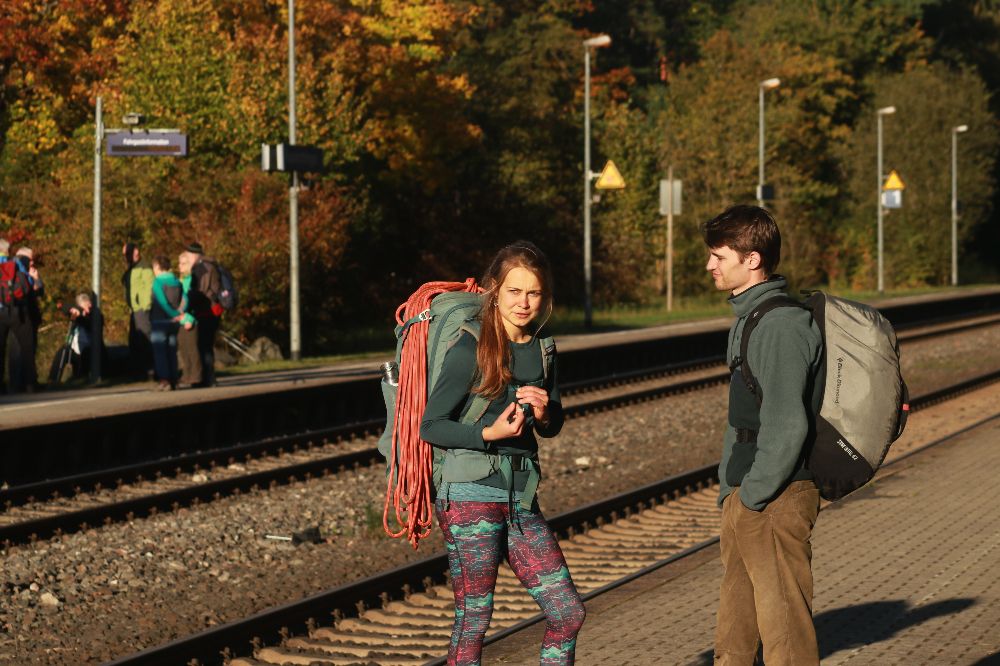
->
[[91, 96, 104, 382], [757, 77, 780, 207], [287, 0, 301, 360], [876, 105, 896, 293], [583, 34, 611, 329], [951, 124, 969, 286]]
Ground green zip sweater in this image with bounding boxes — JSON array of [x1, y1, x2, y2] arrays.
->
[[420, 332, 563, 495], [719, 277, 823, 511]]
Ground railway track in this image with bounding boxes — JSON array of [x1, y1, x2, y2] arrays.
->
[[2, 312, 999, 548], [105, 365, 1000, 666]]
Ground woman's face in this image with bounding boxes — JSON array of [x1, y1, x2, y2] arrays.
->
[[178, 253, 191, 274], [497, 266, 544, 338]]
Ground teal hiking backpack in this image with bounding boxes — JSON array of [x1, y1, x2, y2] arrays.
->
[[378, 280, 554, 548]]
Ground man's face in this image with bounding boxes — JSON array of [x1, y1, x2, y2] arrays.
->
[[706, 245, 759, 294]]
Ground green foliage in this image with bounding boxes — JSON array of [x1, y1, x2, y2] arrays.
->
[[835, 63, 998, 288]]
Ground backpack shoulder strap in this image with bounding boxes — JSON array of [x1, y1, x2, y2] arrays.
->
[[738, 295, 809, 404], [455, 321, 491, 425], [538, 336, 556, 384]]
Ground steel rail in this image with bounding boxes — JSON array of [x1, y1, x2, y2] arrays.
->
[[2, 313, 998, 547], [106, 367, 1000, 666]]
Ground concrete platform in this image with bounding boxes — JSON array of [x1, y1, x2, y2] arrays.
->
[[483, 416, 1000, 665], [2, 285, 998, 432]]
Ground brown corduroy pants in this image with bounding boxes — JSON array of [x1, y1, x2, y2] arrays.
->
[[714, 480, 821, 666], [177, 325, 202, 385]]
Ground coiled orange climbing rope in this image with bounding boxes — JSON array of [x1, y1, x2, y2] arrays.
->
[[384, 278, 480, 549]]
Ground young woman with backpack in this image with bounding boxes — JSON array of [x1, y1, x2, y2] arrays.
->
[[419, 242, 585, 666]]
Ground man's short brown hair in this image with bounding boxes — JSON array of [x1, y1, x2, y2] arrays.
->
[[701, 205, 781, 275]]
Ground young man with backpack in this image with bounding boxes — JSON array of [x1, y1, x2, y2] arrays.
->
[[704, 205, 824, 666]]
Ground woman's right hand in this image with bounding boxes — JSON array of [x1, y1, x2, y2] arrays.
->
[[482, 402, 525, 442]]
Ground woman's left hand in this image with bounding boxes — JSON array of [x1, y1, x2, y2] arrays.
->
[[515, 386, 549, 426]]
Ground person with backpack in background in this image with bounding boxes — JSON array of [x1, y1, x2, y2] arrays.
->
[[6, 247, 42, 391], [176, 251, 202, 387], [122, 242, 154, 379], [0, 238, 36, 393], [418, 242, 585, 666], [150, 255, 184, 391], [703, 205, 824, 666], [182, 242, 222, 387]]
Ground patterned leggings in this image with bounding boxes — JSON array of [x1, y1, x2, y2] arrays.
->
[[436, 500, 586, 666]]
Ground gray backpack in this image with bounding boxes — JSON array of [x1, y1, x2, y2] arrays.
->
[[739, 292, 909, 501]]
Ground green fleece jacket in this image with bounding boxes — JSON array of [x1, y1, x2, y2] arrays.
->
[[718, 277, 823, 511], [419, 332, 563, 494]]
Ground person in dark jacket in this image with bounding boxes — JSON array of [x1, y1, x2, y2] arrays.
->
[[61, 291, 105, 380], [705, 206, 824, 666], [5, 247, 42, 391], [150, 255, 184, 390], [0, 239, 36, 393], [122, 242, 154, 378], [182, 242, 222, 387]]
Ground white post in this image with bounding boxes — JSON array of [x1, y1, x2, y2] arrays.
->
[[288, 0, 301, 360], [666, 164, 674, 313], [91, 96, 104, 382], [583, 46, 592, 328], [876, 106, 895, 294], [757, 78, 779, 208], [758, 85, 765, 207], [877, 112, 884, 293], [951, 125, 968, 286], [581, 35, 610, 329]]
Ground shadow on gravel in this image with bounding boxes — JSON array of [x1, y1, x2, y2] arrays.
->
[[688, 597, 976, 665]]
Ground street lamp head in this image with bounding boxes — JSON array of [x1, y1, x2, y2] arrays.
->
[[760, 78, 781, 90], [584, 34, 612, 48], [954, 124, 969, 133], [877, 106, 896, 116]]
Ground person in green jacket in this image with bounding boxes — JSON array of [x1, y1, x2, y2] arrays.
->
[[419, 242, 584, 666], [704, 206, 824, 666], [150, 255, 186, 390]]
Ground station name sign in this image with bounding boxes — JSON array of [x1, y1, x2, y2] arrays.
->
[[106, 132, 188, 157]]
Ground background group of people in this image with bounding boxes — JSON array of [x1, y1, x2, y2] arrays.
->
[[0, 238, 224, 394], [119, 242, 224, 390]]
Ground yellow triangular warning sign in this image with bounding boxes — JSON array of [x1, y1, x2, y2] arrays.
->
[[595, 160, 626, 190], [883, 169, 905, 191]]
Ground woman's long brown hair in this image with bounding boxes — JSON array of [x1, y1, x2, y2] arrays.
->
[[473, 241, 553, 400]]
